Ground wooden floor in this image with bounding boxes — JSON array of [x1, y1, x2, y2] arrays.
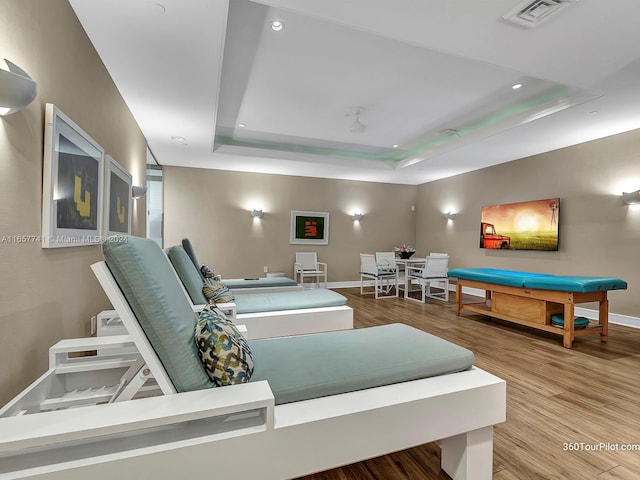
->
[[297, 288, 640, 480]]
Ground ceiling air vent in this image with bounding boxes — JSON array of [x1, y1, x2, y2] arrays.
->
[[502, 0, 578, 28]]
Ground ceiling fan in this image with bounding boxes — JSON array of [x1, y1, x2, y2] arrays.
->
[[346, 106, 366, 134]]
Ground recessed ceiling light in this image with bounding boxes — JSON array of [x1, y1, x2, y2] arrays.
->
[[271, 20, 284, 32], [392, 144, 399, 148], [171, 136, 185, 142], [512, 83, 523, 90], [237, 123, 246, 128]]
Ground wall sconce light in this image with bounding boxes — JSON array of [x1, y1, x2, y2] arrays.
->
[[351, 213, 363, 221], [622, 190, 640, 205], [132, 185, 147, 198], [0, 59, 37, 116], [444, 212, 457, 220], [251, 209, 264, 218]]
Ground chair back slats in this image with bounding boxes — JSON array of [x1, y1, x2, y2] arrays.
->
[[360, 254, 378, 275], [296, 252, 318, 271]]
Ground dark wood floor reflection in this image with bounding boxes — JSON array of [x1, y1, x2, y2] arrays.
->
[[296, 288, 640, 480]]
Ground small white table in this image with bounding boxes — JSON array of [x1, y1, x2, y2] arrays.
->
[[394, 257, 426, 297]]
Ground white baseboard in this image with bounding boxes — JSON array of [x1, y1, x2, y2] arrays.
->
[[331, 282, 640, 330]]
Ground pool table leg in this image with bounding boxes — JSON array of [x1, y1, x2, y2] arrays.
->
[[563, 302, 574, 348]]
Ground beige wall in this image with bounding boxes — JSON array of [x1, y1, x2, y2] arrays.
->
[[163, 167, 417, 281], [0, 0, 147, 405], [416, 129, 640, 317]]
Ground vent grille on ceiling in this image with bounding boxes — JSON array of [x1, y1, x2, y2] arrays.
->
[[502, 0, 578, 28]]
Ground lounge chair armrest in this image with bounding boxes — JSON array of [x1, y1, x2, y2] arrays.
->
[[0, 381, 275, 454], [236, 324, 249, 339], [192, 304, 206, 313], [317, 262, 327, 270], [215, 302, 237, 320], [49, 335, 135, 369]]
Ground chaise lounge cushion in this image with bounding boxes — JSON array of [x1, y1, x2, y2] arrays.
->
[[181, 238, 203, 278], [249, 323, 474, 404], [234, 288, 346, 314], [223, 277, 298, 289], [195, 307, 254, 386], [103, 236, 212, 392], [167, 246, 209, 304]]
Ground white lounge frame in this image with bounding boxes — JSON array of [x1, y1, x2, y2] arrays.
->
[[0, 260, 506, 480]]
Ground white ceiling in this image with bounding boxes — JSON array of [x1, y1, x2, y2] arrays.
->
[[69, 0, 640, 185]]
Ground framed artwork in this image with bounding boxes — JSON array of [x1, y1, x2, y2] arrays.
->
[[290, 210, 329, 245], [42, 103, 104, 248], [480, 197, 560, 251], [104, 155, 132, 237]]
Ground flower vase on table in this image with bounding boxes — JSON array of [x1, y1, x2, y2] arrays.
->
[[394, 245, 416, 259]]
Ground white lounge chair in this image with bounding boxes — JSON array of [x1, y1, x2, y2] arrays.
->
[[0, 237, 506, 480], [182, 238, 304, 293], [167, 245, 353, 339]]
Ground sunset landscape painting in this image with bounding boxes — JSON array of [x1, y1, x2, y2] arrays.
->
[[480, 198, 560, 251]]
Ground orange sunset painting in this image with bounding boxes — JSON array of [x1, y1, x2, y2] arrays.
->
[[480, 198, 560, 251]]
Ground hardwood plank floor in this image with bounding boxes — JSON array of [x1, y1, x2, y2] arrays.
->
[[296, 288, 640, 480]]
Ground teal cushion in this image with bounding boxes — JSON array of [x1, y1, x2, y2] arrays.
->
[[550, 314, 590, 328], [223, 277, 298, 289], [102, 236, 211, 392], [167, 246, 208, 304], [195, 306, 254, 386], [524, 276, 628, 293], [447, 268, 547, 288], [249, 323, 474, 405], [234, 288, 346, 314], [181, 238, 203, 278]]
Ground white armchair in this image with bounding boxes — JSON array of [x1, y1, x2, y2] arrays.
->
[[294, 252, 327, 288], [360, 253, 397, 299], [405, 254, 450, 303]]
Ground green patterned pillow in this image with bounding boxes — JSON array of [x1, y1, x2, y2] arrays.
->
[[202, 279, 235, 304], [194, 306, 253, 386]]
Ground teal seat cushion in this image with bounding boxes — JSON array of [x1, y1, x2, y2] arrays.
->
[[167, 246, 208, 304], [249, 323, 475, 405], [447, 268, 548, 288], [224, 277, 299, 289], [103, 236, 211, 393], [234, 289, 347, 314], [524, 275, 628, 293], [550, 314, 590, 328]]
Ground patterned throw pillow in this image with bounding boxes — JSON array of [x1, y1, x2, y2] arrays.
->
[[194, 306, 253, 386], [201, 264, 220, 280], [202, 279, 235, 304]]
